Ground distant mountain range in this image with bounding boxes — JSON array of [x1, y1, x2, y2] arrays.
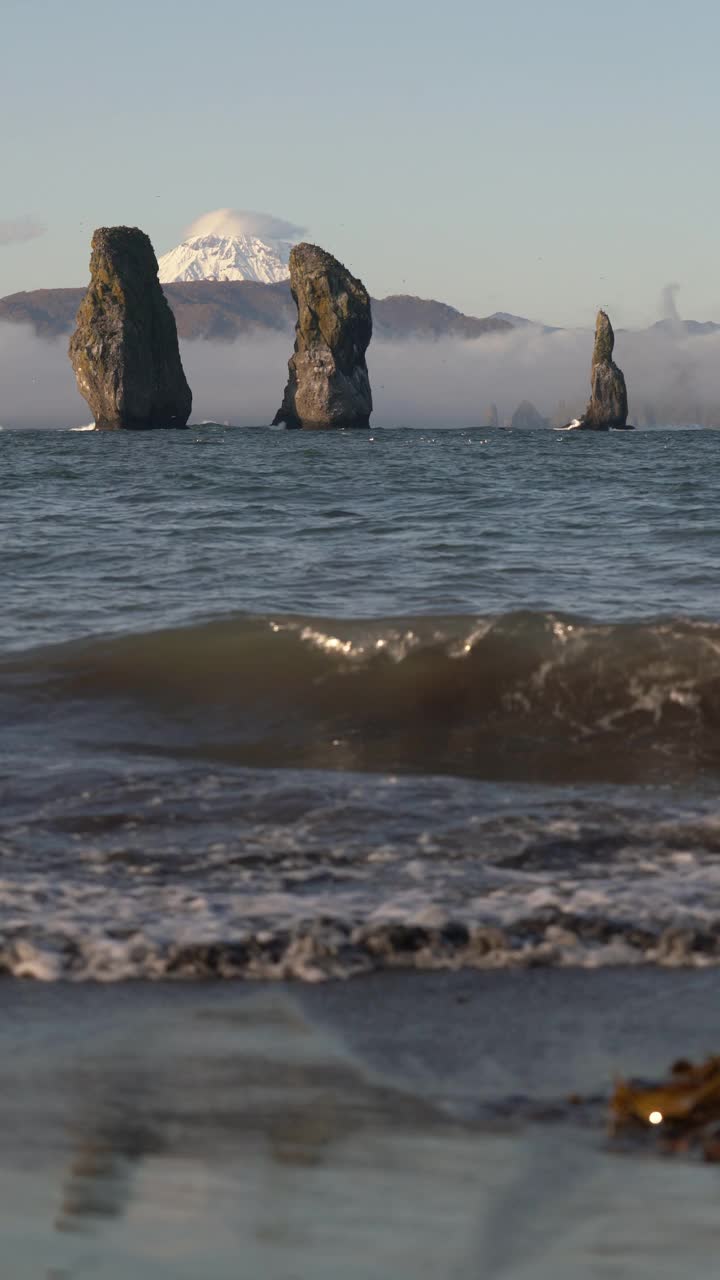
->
[[650, 318, 720, 336], [0, 282, 514, 343], [2, 249, 719, 346], [0, 228, 522, 342]]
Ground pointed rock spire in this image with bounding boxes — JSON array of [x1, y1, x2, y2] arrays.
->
[[582, 310, 629, 429]]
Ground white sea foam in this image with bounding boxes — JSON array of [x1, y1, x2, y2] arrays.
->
[[1, 785, 720, 980]]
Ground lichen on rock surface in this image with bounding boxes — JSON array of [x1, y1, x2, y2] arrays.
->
[[580, 310, 629, 430], [69, 226, 192, 430], [273, 243, 372, 429]]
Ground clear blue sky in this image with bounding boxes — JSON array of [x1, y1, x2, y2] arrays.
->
[[1, 0, 719, 326]]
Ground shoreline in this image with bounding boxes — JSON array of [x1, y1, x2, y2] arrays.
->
[[6, 966, 720, 1095], [4, 969, 720, 1277]]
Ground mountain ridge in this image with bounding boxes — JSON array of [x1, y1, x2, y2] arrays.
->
[[3, 283, 719, 346], [0, 282, 514, 343]]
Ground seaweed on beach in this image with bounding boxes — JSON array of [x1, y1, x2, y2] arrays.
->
[[611, 1055, 720, 1160]]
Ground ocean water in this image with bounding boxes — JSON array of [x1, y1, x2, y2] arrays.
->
[[3, 422, 720, 980]]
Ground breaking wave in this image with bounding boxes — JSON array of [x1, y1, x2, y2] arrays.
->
[[4, 610, 720, 785], [4, 609, 720, 980]]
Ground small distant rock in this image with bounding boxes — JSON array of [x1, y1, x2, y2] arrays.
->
[[69, 226, 192, 430], [273, 243, 372, 429], [511, 400, 549, 430]]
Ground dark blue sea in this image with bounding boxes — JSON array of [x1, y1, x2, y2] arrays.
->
[[3, 423, 720, 979]]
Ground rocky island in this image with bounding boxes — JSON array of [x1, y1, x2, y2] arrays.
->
[[565, 309, 631, 430], [69, 227, 192, 430], [273, 243, 372, 429]]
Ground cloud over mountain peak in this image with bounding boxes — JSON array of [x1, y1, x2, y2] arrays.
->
[[182, 208, 305, 244]]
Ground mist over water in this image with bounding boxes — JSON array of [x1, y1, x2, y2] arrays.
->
[[2, 318, 720, 429]]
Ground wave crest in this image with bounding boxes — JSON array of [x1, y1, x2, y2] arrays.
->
[[4, 610, 720, 784]]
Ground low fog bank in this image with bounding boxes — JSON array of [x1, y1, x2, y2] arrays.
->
[[2, 320, 720, 430], [0, 323, 89, 429]]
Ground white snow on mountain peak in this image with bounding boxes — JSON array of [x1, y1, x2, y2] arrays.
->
[[157, 232, 292, 285]]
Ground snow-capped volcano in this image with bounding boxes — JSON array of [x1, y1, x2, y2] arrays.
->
[[158, 232, 291, 284]]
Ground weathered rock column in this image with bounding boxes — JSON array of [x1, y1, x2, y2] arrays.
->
[[69, 226, 192, 429], [581, 309, 629, 429], [273, 243, 372, 429]]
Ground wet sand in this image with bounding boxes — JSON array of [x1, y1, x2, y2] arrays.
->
[[4, 969, 720, 1279]]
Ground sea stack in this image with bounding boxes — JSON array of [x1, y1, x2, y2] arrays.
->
[[69, 226, 192, 430], [511, 400, 549, 430], [580, 309, 629, 430], [273, 243, 372, 429]]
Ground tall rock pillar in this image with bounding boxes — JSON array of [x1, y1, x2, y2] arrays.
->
[[69, 226, 192, 430], [273, 243, 372, 429]]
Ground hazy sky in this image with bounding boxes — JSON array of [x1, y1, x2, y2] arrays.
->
[[2, 0, 719, 326]]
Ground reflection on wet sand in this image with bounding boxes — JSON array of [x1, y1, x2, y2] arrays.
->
[[51, 993, 460, 1243], [57, 1123, 165, 1233]]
